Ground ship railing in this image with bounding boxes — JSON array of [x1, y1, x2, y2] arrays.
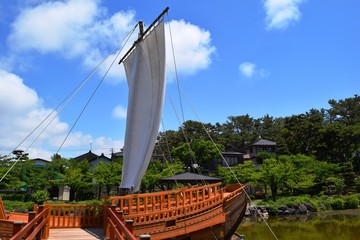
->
[[104, 182, 224, 225]]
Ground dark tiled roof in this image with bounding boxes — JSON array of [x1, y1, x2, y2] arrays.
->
[[31, 158, 50, 163], [73, 151, 111, 163], [252, 139, 276, 146], [160, 172, 222, 182]]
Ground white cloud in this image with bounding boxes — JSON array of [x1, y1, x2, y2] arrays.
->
[[239, 62, 269, 79], [264, 0, 305, 30], [7, 0, 135, 83], [166, 20, 216, 76], [8, 0, 98, 54], [239, 62, 256, 77], [0, 69, 122, 159], [112, 105, 127, 119], [7, 1, 215, 82]]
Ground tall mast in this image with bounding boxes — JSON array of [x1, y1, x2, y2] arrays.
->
[[138, 21, 144, 37]]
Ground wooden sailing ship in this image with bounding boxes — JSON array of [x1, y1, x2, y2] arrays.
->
[[1, 7, 247, 240]]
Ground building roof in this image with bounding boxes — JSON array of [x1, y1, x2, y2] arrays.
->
[[73, 151, 111, 163], [30, 158, 50, 166], [252, 139, 276, 146], [31, 158, 50, 163]]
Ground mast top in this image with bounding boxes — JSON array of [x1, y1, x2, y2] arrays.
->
[[119, 7, 169, 65]]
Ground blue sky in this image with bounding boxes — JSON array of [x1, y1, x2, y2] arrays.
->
[[0, 0, 359, 159]]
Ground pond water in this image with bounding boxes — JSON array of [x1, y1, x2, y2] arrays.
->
[[237, 209, 360, 240]]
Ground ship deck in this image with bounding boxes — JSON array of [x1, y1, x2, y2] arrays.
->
[[47, 228, 104, 240]]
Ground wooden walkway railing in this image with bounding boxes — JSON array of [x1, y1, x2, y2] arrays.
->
[[3, 203, 139, 240], [105, 205, 138, 240], [10, 205, 50, 240], [46, 203, 104, 228]]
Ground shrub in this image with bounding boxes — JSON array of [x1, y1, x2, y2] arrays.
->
[[0, 193, 31, 202], [343, 195, 358, 209], [3, 200, 34, 212], [329, 197, 345, 210], [31, 190, 49, 204]]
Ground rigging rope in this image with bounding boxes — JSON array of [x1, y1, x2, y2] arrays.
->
[[164, 11, 278, 240], [0, 24, 138, 183], [178, 84, 279, 240], [165, 13, 205, 185], [56, 25, 137, 155]]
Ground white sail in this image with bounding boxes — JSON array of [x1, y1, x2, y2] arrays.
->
[[121, 20, 166, 192]]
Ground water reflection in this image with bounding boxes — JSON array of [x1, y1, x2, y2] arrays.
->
[[237, 209, 360, 240]]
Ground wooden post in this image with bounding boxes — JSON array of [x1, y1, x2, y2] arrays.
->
[[28, 211, 36, 236], [105, 206, 110, 240], [125, 219, 134, 233], [111, 205, 117, 213], [28, 211, 36, 222], [38, 205, 44, 213], [116, 210, 123, 221], [12, 222, 23, 236], [139, 234, 151, 240], [35, 206, 44, 240]]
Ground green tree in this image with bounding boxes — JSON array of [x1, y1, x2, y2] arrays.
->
[[256, 151, 276, 165], [55, 159, 92, 201], [93, 161, 121, 198], [258, 158, 293, 201], [0, 155, 22, 190], [327, 94, 360, 125], [222, 114, 258, 151], [171, 139, 223, 168], [281, 109, 325, 156], [279, 155, 316, 195], [141, 160, 184, 192], [24, 163, 50, 191], [217, 160, 256, 185], [341, 161, 356, 192]]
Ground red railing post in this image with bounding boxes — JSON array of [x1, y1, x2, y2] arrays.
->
[[116, 210, 123, 221], [35, 205, 44, 240], [12, 222, 23, 236], [35, 205, 43, 240], [111, 204, 117, 213], [27, 211, 36, 238], [125, 219, 134, 233], [105, 206, 110, 240], [44, 206, 50, 239]]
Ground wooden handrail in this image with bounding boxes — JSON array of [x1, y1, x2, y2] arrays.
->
[[10, 206, 50, 240], [0, 196, 7, 220], [106, 206, 137, 240]]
